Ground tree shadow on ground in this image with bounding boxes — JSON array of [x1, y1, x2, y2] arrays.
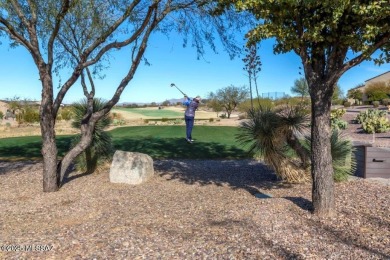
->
[[0, 136, 72, 160], [283, 196, 313, 211], [154, 159, 295, 195], [0, 160, 39, 175], [112, 137, 250, 160], [304, 211, 390, 258]]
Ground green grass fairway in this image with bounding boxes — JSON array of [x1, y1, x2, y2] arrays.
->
[[0, 126, 250, 161], [114, 107, 184, 118]]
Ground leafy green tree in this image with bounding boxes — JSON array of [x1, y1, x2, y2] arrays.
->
[[291, 78, 309, 101], [161, 100, 170, 107], [347, 86, 364, 104], [332, 84, 344, 105], [364, 82, 390, 102], [1, 1, 244, 191], [206, 93, 224, 117], [209, 85, 249, 118], [220, 0, 390, 216]]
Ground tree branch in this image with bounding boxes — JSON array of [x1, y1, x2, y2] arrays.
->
[[47, 0, 73, 70]]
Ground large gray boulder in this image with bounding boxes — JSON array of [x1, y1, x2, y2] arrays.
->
[[109, 151, 154, 185]]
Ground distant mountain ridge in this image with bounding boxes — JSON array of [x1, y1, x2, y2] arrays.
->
[[118, 97, 184, 106]]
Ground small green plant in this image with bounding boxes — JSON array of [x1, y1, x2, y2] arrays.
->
[[0, 111, 3, 119], [16, 106, 39, 124], [343, 101, 351, 107], [238, 113, 247, 120], [220, 114, 227, 119], [59, 107, 73, 121], [330, 109, 347, 130], [113, 119, 126, 126], [161, 117, 169, 122], [372, 101, 380, 108], [209, 118, 214, 122], [356, 109, 390, 133], [144, 119, 149, 124], [382, 99, 390, 106]]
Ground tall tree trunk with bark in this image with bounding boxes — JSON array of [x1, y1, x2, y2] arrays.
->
[[309, 81, 335, 216], [40, 73, 59, 192]]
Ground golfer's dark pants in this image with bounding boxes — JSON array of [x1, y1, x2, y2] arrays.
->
[[185, 115, 194, 140]]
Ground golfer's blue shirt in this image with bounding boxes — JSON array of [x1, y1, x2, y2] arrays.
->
[[183, 98, 198, 117]]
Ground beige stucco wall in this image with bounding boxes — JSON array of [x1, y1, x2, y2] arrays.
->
[[350, 71, 390, 102]]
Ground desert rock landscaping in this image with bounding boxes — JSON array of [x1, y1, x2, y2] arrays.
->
[[1, 159, 389, 259]]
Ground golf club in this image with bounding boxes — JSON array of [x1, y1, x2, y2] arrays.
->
[[170, 83, 187, 96]]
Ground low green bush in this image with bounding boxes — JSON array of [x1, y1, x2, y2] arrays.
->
[[382, 98, 390, 106], [331, 109, 347, 130], [59, 107, 73, 121], [343, 101, 351, 107], [356, 109, 390, 133], [372, 101, 380, 108]]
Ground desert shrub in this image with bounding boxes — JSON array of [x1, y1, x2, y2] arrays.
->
[[16, 106, 39, 124], [144, 119, 149, 124], [0, 111, 3, 119], [161, 117, 169, 122], [382, 99, 390, 106], [112, 119, 126, 126], [220, 114, 227, 119], [209, 118, 214, 122], [238, 98, 274, 112], [343, 101, 351, 107], [356, 109, 390, 133], [331, 109, 348, 130], [59, 107, 73, 121], [365, 82, 390, 102], [274, 96, 310, 107], [362, 117, 390, 133], [238, 113, 247, 120], [372, 101, 380, 108]]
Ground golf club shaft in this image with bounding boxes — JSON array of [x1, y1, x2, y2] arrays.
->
[[171, 84, 187, 96]]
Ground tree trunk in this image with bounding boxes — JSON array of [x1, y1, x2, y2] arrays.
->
[[40, 78, 59, 192], [310, 83, 335, 216], [58, 121, 96, 184]]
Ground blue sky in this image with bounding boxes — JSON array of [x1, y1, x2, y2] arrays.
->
[[0, 32, 389, 104]]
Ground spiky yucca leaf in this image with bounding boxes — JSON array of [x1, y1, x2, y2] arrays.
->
[[71, 98, 113, 174], [237, 106, 310, 183]]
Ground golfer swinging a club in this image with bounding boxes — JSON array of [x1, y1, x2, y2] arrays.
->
[[183, 95, 201, 143]]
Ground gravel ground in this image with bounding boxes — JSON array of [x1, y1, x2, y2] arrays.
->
[[0, 109, 389, 259], [341, 110, 390, 147], [0, 159, 389, 259]]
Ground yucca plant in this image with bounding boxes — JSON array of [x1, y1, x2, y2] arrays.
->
[[71, 98, 113, 174], [237, 105, 355, 183], [302, 129, 356, 182], [237, 105, 311, 183]]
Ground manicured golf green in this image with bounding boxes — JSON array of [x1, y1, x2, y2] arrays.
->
[[114, 107, 184, 118], [0, 126, 250, 160]]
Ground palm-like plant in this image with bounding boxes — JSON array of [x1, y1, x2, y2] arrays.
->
[[237, 105, 311, 183], [302, 129, 356, 182], [238, 104, 356, 183], [71, 98, 113, 174]]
